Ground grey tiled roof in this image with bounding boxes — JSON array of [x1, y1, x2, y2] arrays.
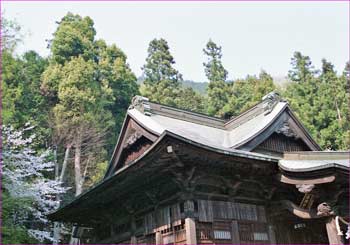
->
[[128, 94, 288, 154], [279, 159, 349, 172], [279, 152, 350, 172]]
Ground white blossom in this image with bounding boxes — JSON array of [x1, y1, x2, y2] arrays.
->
[[2, 125, 68, 242]]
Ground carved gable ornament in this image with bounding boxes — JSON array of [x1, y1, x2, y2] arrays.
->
[[124, 131, 143, 148], [276, 120, 298, 138]]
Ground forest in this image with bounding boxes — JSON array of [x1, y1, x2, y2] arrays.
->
[[1, 13, 349, 243]]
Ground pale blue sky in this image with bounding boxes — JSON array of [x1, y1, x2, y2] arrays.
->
[[2, 1, 349, 82]]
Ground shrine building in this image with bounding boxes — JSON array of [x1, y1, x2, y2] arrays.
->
[[49, 92, 349, 244]]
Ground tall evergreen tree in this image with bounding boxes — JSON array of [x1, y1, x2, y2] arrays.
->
[[203, 39, 229, 116], [41, 13, 138, 197], [284, 53, 349, 150], [315, 59, 349, 149], [53, 56, 113, 195], [94, 39, 138, 156], [50, 13, 96, 64], [141, 38, 182, 106], [288, 51, 315, 83], [284, 52, 320, 141]]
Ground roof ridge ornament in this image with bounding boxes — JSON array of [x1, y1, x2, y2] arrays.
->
[[129, 95, 152, 116], [262, 91, 281, 115]]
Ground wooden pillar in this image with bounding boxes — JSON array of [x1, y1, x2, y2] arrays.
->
[[185, 217, 197, 244], [326, 217, 343, 245], [130, 236, 137, 244], [231, 220, 240, 244], [130, 215, 137, 244], [155, 231, 162, 245], [268, 225, 277, 244]]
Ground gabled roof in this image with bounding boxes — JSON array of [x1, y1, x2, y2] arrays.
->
[[105, 92, 320, 176], [127, 102, 288, 149], [129, 93, 319, 150]]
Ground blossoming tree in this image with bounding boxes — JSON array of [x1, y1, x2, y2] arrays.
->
[[2, 124, 67, 242]]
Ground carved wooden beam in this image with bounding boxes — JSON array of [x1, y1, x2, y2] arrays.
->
[[169, 166, 197, 192], [279, 200, 333, 219], [278, 174, 336, 185], [299, 193, 314, 210], [145, 190, 160, 205]]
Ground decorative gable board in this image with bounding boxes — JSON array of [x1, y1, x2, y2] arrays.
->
[[238, 108, 320, 152], [106, 116, 158, 177]]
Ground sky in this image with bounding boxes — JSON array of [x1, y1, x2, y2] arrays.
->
[[2, 1, 349, 82]]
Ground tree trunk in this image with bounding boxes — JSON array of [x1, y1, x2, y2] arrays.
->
[[70, 139, 82, 244], [59, 144, 71, 182], [53, 145, 61, 244], [335, 99, 342, 122], [54, 145, 59, 180], [74, 137, 83, 196], [83, 155, 91, 180]]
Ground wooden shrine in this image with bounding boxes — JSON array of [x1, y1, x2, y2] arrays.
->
[[49, 93, 349, 244]]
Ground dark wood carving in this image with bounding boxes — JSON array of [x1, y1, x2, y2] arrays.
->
[[111, 118, 158, 173], [254, 132, 310, 154], [119, 136, 152, 168]]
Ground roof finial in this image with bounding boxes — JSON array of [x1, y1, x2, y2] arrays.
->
[[262, 91, 280, 101], [262, 91, 280, 114], [129, 95, 151, 115]]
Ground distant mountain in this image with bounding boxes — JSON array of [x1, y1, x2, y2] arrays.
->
[[137, 76, 208, 95], [137, 75, 290, 95], [181, 80, 208, 95]]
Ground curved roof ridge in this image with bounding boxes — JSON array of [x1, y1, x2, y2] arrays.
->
[[130, 95, 226, 129]]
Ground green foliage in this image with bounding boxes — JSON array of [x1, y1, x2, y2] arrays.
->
[[141, 38, 182, 106], [221, 70, 276, 118], [50, 12, 96, 64], [95, 39, 139, 153], [2, 48, 49, 146], [283, 53, 349, 150], [1, 15, 22, 52], [41, 12, 139, 197], [288, 51, 315, 83], [46, 14, 138, 140], [174, 87, 207, 113], [206, 80, 230, 117], [53, 56, 111, 126], [203, 40, 230, 116], [141, 38, 206, 112], [84, 161, 109, 188], [203, 39, 228, 82], [2, 51, 22, 124], [2, 190, 39, 244]]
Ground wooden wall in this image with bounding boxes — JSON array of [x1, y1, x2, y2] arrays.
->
[[142, 200, 270, 244], [196, 200, 270, 244]]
